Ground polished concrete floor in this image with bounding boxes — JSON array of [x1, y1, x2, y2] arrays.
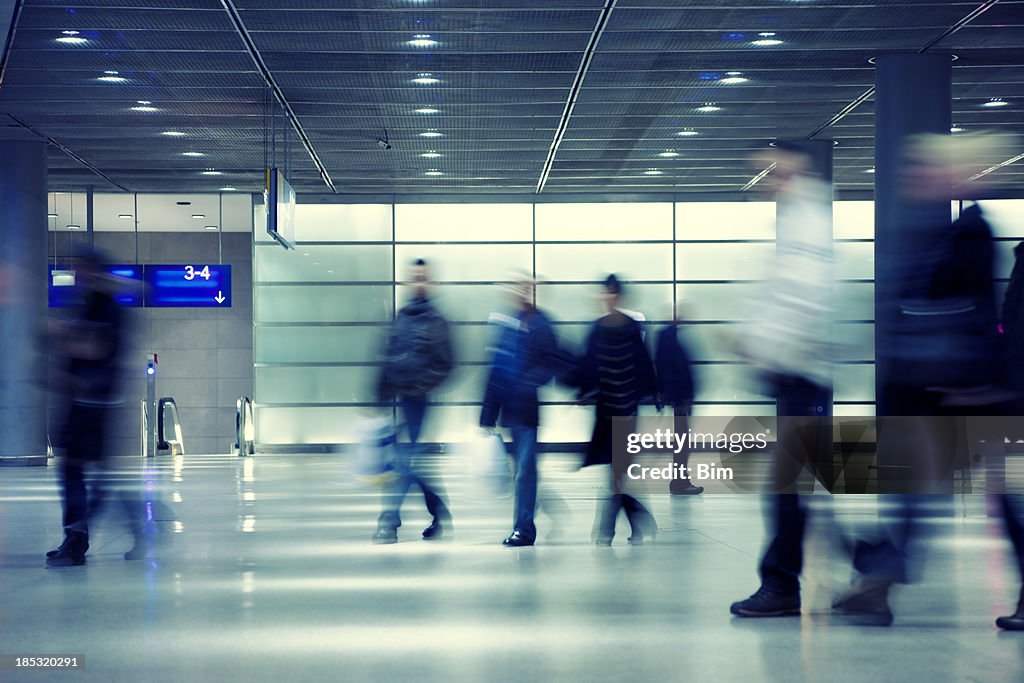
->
[[1, 452, 1023, 683]]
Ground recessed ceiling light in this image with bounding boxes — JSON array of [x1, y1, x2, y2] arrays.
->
[[161, 131, 186, 137], [130, 105, 158, 112], [191, 214, 205, 219], [425, 169, 443, 176], [204, 225, 219, 231], [200, 170, 223, 176], [47, 213, 59, 218], [220, 187, 237, 191], [66, 224, 81, 230], [657, 150, 679, 158], [415, 107, 440, 114], [182, 152, 206, 157], [97, 71, 128, 83], [62, 30, 80, 35], [407, 34, 438, 48], [751, 38, 784, 46], [865, 168, 876, 174], [412, 73, 440, 85], [720, 72, 749, 84], [676, 130, 699, 137], [119, 214, 133, 219], [696, 103, 722, 112], [983, 98, 1008, 108], [56, 33, 88, 45], [951, 125, 965, 133], [643, 169, 663, 175], [419, 130, 444, 138], [421, 151, 443, 158]]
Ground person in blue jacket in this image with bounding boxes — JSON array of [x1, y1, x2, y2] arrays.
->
[[480, 272, 562, 547], [655, 305, 704, 496]]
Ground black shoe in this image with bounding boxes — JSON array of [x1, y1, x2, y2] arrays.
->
[[670, 481, 705, 496], [730, 586, 801, 617], [373, 527, 398, 544], [45, 548, 86, 567], [422, 518, 450, 540], [996, 589, 1024, 630], [831, 580, 894, 626], [502, 531, 534, 547], [46, 533, 88, 558]]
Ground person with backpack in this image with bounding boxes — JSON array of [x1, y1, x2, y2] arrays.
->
[[372, 259, 455, 544]]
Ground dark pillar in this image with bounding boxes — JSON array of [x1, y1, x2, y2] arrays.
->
[[874, 54, 952, 416], [0, 132, 49, 465]]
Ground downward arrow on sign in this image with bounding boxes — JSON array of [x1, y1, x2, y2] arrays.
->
[[214, 291, 226, 304]]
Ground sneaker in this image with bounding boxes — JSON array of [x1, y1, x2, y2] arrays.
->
[[831, 580, 894, 626], [373, 527, 398, 544], [422, 518, 450, 541], [730, 586, 801, 617], [670, 481, 705, 496], [502, 531, 534, 547]]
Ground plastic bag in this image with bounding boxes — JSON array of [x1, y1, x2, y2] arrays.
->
[[353, 416, 398, 487], [469, 433, 513, 499]]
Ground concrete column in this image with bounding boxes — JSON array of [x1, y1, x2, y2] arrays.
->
[[873, 54, 952, 415], [0, 132, 49, 465]]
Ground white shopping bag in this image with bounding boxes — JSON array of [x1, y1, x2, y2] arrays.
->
[[353, 416, 398, 487], [469, 432, 513, 499]]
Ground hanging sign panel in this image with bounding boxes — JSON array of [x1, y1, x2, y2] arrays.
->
[[48, 264, 144, 308], [144, 264, 232, 308]]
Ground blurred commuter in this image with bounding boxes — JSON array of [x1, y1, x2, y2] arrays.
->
[[481, 271, 562, 547], [577, 275, 658, 545], [655, 304, 703, 496], [730, 142, 834, 617], [373, 259, 454, 544], [46, 247, 143, 567], [834, 133, 1018, 625]]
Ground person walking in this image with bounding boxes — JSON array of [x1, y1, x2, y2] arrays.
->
[[655, 304, 704, 496]]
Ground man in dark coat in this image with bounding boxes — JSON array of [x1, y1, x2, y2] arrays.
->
[[655, 306, 704, 496]]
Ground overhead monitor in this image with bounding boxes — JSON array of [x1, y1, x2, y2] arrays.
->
[[266, 167, 296, 250], [48, 264, 144, 307]]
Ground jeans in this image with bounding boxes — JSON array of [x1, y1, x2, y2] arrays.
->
[[378, 395, 449, 530], [1003, 495, 1024, 582], [510, 426, 539, 541]]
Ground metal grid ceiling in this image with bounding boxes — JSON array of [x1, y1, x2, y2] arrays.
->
[[0, 0, 1021, 194]]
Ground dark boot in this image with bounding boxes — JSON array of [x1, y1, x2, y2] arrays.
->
[[45, 531, 88, 567], [832, 578, 894, 626], [622, 494, 657, 544], [996, 587, 1024, 631]]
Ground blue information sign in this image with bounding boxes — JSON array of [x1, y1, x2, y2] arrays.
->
[[144, 264, 232, 308], [48, 264, 144, 308]]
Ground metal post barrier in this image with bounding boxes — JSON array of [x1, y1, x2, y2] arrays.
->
[[234, 396, 255, 456]]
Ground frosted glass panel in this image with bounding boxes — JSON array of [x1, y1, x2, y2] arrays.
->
[[835, 242, 874, 280], [255, 366, 377, 404], [295, 204, 392, 242], [834, 201, 874, 239], [417, 406, 487, 443], [536, 244, 673, 281], [677, 202, 775, 240], [836, 323, 874, 361], [431, 365, 489, 403], [535, 203, 672, 241], [254, 326, 383, 364], [452, 325, 496, 363], [676, 243, 773, 281], [256, 244, 392, 282], [834, 404, 875, 416], [255, 286, 392, 323], [539, 405, 596, 443], [692, 404, 774, 416], [255, 407, 369, 444], [677, 324, 745, 361], [835, 282, 874, 321], [254, 204, 273, 243], [694, 365, 767, 402], [979, 200, 1024, 239], [405, 285, 512, 323], [676, 283, 758, 320], [834, 364, 874, 402], [394, 244, 531, 282], [997, 241, 1018, 279], [395, 204, 532, 242], [536, 283, 674, 323]]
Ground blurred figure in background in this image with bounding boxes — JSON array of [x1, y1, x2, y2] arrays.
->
[[373, 258, 455, 544], [46, 247, 142, 567], [834, 133, 1021, 626], [730, 142, 834, 617], [481, 271, 562, 547], [655, 302, 703, 496], [577, 275, 658, 545]]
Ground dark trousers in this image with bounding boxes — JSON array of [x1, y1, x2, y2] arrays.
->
[[759, 375, 832, 595], [1003, 495, 1024, 583], [378, 394, 449, 530], [511, 426, 539, 540]]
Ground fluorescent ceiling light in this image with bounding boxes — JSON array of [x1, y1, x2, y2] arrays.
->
[[720, 73, 749, 84], [119, 214, 133, 219], [204, 225, 219, 231], [751, 38, 784, 46], [419, 130, 444, 138], [656, 151, 679, 158], [182, 152, 206, 157], [983, 98, 1008, 108], [97, 71, 128, 83], [407, 34, 438, 48], [865, 168, 876, 174], [412, 73, 440, 84], [56, 35, 88, 45], [415, 107, 440, 114], [424, 170, 443, 176], [130, 105, 159, 112], [951, 125, 965, 133], [47, 213, 59, 218], [696, 103, 721, 112], [66, 224, 81, 230], [421, 151, 443, 158], [191, 214, 205, 219], [161, 131, 186, 137], [200, 170, 223, 176], [220, 187, 237, 191], [676, 130, 699, 137], [643, 169, 663, 175]]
